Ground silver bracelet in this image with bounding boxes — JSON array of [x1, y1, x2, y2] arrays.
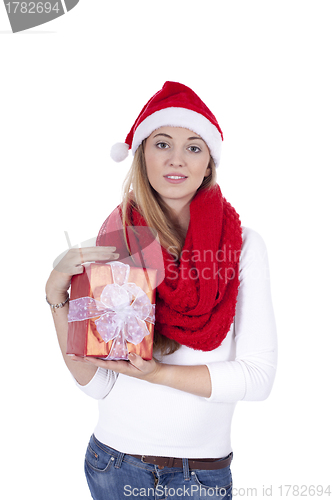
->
[[46, 294, 69, 313]]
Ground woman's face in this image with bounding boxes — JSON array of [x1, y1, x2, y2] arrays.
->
[[144, 127, 211, 210]]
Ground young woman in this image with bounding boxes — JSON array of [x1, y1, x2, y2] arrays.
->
[[46, 81, 277, 499]]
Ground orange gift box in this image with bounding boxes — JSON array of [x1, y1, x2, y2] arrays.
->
[[66, 261, 156, 360]]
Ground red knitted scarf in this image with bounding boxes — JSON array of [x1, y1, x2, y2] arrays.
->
[[97, 185, 242, 351]]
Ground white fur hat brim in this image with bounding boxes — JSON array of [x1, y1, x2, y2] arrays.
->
[[131, 107, 222, 167]]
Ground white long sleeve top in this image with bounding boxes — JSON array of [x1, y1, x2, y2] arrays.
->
[[76, 227, 277, 459]]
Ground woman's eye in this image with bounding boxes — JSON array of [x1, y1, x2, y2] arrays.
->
[[188, 146, 201, 153], [156, 142, 169, 149]]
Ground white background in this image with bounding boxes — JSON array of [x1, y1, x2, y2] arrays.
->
[[1, 1, 332, 498]]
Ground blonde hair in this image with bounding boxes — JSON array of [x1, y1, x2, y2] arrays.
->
[[122, 141, 217, 354]]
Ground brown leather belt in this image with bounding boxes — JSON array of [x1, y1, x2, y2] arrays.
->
[[130, 452, 233, 470]]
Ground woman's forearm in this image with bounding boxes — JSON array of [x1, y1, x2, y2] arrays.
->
[[73, 352, 212, 398], [46, 247, 118, 386], [46, 279, 98, 386], [153, 362, 212, 398]]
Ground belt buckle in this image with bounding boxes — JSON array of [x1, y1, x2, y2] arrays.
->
[[141, 455, 150, 464]]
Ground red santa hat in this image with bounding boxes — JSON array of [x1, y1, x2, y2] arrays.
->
[[111, 81, 224, 167]]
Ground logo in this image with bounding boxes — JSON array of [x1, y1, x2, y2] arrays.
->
[[3, 0, 80, 33]]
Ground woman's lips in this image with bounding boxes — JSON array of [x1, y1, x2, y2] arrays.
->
[[164, 174, 188, 184]]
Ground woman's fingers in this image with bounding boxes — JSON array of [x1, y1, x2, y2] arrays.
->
[[47, 246, 120, 297], [71, 265, 85, 276], [70, 354, 160, 382], [79, 246, 119, 265], [70, 356, 132, 373], [55, 246, 119, 274], [128, 352, 146, 370]]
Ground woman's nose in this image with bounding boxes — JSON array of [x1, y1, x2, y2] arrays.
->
[[169, 148, 185, 167]]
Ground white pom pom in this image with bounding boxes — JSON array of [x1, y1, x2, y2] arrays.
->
[[110, 142, 129, 162]]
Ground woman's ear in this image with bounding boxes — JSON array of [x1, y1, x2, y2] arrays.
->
[[204, 164, 212, 178]]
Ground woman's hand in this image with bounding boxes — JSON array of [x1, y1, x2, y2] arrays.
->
[[70, 353, 162, 383], [46, 246, 119, 302], [46, 246, 120, 386], [70, 353, 212, 397]]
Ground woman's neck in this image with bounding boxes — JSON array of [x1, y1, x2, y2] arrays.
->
[[166, 201, 191, 235]]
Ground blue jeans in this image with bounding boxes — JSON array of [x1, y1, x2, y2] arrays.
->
[[85, 435, 233, 499]]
